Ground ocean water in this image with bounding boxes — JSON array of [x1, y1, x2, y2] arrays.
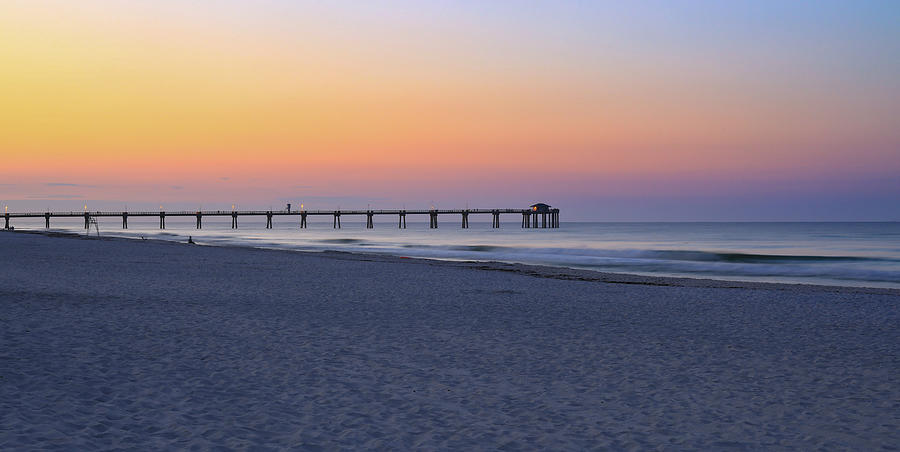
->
[[15, 216, 900, 289]]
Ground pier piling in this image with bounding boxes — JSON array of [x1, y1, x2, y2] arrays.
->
[[266, 211, 273, 229], [45, 213, 51, 228], [399, 212, 406, 229], [429, 211, 438, 229], [83, 212, 90, 229], [300, 212, 307, 229], [122, 212, 128, 229], [159, 212, 165, 229], [366, 211, 374, 229], [4, 213, 9, 230], [333, 212, 341, 229], [231, 212, 238, 229]]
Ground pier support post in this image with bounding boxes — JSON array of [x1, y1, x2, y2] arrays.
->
[[366, 211, 374, 229], [333, 212, 341, 229], [266, 211, 273, 229], [429, 211, 438, 229], [399, 212, 406, 229], [300, 213, 307, 229], [84, 212, 90, 229], [231, 212, 238, 229], [45, 213, 50, 229], [461, 211, 469, 229], [4, 213, 9, 230], [492, 210, 500, 228], [122, 212, 128, 229], [196, 212, 202, 229], [159, 212, 166, 229]]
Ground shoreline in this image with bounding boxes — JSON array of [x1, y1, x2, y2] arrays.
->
[[8, 228, 899, 296]]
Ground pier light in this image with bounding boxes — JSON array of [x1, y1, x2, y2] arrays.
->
[[232, 204, 235, 211]]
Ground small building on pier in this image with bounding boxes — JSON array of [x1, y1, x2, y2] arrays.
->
[[524, 203, 558, 229]]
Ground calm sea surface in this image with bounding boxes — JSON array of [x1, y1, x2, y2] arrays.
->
[[17, 217, 900, 288]]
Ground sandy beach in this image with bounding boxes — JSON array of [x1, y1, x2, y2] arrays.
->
[[1, 230, 898, 450]]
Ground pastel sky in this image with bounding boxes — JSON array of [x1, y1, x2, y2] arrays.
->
[[1, 0, 898, 220]]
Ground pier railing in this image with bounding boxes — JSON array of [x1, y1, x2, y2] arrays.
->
[[3, 207, 560, 230]]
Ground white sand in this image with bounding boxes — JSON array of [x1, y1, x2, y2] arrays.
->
[[1, 230, 898, 450]]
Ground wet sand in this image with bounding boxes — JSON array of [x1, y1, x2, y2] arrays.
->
[[1, 230, 898, 450]]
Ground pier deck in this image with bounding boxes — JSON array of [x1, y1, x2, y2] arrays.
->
[[3, 207, 560, 230]]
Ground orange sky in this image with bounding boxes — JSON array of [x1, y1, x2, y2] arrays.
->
[[1, 1, 898, 218]]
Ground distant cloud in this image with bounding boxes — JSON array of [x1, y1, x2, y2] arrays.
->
[[26, 194, 84, 199], [45, 182, 97, 188], [276, 195, 388, 207]]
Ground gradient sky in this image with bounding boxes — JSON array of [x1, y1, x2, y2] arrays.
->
[[1, 0, 898, 220]]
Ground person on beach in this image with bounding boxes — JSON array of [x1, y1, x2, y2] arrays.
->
[[188, 236, 195, 244]]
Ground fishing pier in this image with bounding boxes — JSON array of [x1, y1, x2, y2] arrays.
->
[[3, 205, 560, 230]]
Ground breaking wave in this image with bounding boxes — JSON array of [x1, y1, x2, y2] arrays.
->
[[387, 245, 900, 286]]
